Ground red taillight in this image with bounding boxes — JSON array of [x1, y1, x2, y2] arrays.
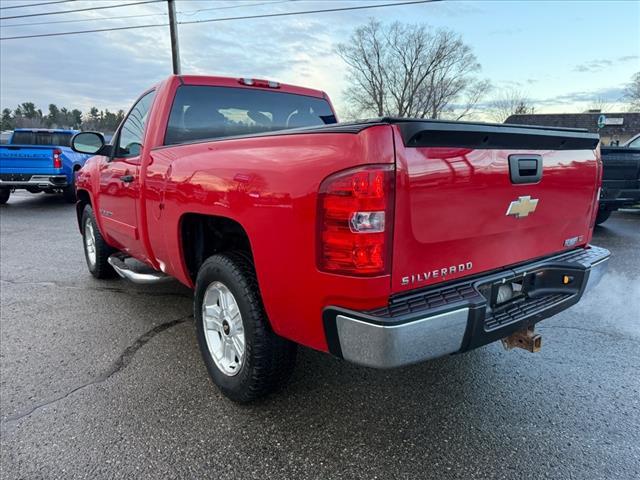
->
[[53, 149, 62, 169], [317, 165, 394, 276]]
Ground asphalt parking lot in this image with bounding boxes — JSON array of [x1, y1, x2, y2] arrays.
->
[[1, 191, 639, 479]]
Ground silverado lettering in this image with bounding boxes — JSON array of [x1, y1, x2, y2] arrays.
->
[[71, 75, 610, 403], [401, 262, 474, 286]]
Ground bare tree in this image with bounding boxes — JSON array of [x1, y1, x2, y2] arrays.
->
[[338, 20, 387, 117], [488, 89, 534, 123], [624, 71, 640, 111], [583, 97, 611, 113], [337, 19, 488, 120]]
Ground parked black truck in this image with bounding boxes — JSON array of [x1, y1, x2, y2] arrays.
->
[[597, 136, 640, 224]]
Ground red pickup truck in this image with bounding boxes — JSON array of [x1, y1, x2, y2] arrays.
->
[[71, 75, 609, 402]]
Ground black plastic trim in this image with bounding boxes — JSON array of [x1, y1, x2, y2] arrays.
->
[[395, 120, 599, 150], [509, 154, 543, 184], [322, 308, 343, 358]]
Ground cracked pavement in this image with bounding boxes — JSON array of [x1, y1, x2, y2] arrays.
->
[[1, 192, 639, 479]]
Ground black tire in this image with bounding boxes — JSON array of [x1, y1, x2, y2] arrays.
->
[[81, 204, 116, 278], [194, 252, 297, 403], [595, 208, 612, 225], [63, 170, 78, 203], [0, 189, 10, 205]]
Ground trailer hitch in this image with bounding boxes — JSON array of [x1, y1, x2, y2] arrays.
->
[[501, 326, 542, 353]]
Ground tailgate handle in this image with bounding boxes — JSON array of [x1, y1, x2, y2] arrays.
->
[[509, 154, 543, 184]]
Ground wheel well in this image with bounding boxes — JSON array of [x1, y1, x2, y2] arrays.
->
[[181, 214, 253, 282], [76, 189, 91, 231]]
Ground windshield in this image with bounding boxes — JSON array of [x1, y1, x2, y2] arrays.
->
[[165, 85, 336, 145], [11, 131, 73, 147]]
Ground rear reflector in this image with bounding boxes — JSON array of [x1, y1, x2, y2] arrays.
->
[[317, 165, 394, 276]]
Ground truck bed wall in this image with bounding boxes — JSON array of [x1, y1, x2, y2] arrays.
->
[[145, 126, 396, 352]]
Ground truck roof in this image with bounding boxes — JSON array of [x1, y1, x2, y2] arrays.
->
[[174, 75, 328, 99], [13, 128, 79, 134]]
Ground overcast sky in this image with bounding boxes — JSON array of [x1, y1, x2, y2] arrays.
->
[[0, 0, 638, 119]]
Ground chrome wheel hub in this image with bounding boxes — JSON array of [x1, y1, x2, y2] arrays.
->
[[84, 219, 97, 268], [202, 281, 245, 376]]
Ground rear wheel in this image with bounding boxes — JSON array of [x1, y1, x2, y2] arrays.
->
[[595, 208, 612, 225], [0, 189, 10, 204], [194, 252, 297, 403], [81, 205, 116, 278]]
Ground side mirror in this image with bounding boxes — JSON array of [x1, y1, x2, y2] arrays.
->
[[123, 142, 142, 157], [71, 132, 106, 155]]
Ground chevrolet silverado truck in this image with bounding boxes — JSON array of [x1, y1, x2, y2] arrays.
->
[[70, 75, 610, 402], [0, 128, 90, 204], [596, 134, 640, 224]]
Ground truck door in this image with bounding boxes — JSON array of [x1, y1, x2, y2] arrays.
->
[[97, 90, 155, 258]]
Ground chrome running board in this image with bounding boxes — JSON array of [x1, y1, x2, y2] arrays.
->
[[107, 254, 172, 284]]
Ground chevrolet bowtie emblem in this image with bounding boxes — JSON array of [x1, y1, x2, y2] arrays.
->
[[506, 195, 539, 218]]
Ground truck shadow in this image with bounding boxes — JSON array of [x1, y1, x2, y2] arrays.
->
[[1, 191, 74, 210]]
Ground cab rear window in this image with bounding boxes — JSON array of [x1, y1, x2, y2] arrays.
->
[[11, 131, 73, 147], [164, 85, 336, 145]]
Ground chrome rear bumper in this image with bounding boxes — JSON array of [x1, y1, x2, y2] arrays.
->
[[335, 308, 469, 368], [584, 256, 608, 293], [324, 245, 610, 369], [0, 175, 68, 188]]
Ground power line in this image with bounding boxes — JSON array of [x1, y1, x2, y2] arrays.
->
[[1, 0, 290, 28], [0, 0, 76, 10], [0, 0, 436, 40], [1, 9, 165, 28], [0, 0, 162, 20], [179, 0, 437, 26], [0, 21, 167, 40], [179, 0, 294, 17]]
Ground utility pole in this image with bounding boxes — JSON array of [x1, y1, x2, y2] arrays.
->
[[167, 0, 181, 75]]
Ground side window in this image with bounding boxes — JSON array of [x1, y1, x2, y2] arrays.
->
[[116, 90, 156, 157], [629, 136, 640, 148]]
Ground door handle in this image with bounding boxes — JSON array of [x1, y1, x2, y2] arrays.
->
[[509, 154, 543, 184], [120, 174, 134, 183]]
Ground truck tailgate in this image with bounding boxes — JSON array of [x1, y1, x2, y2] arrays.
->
[[601, 146, 640, 189], [0, 145, 58, 174], [391, 121, 600, 294]]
